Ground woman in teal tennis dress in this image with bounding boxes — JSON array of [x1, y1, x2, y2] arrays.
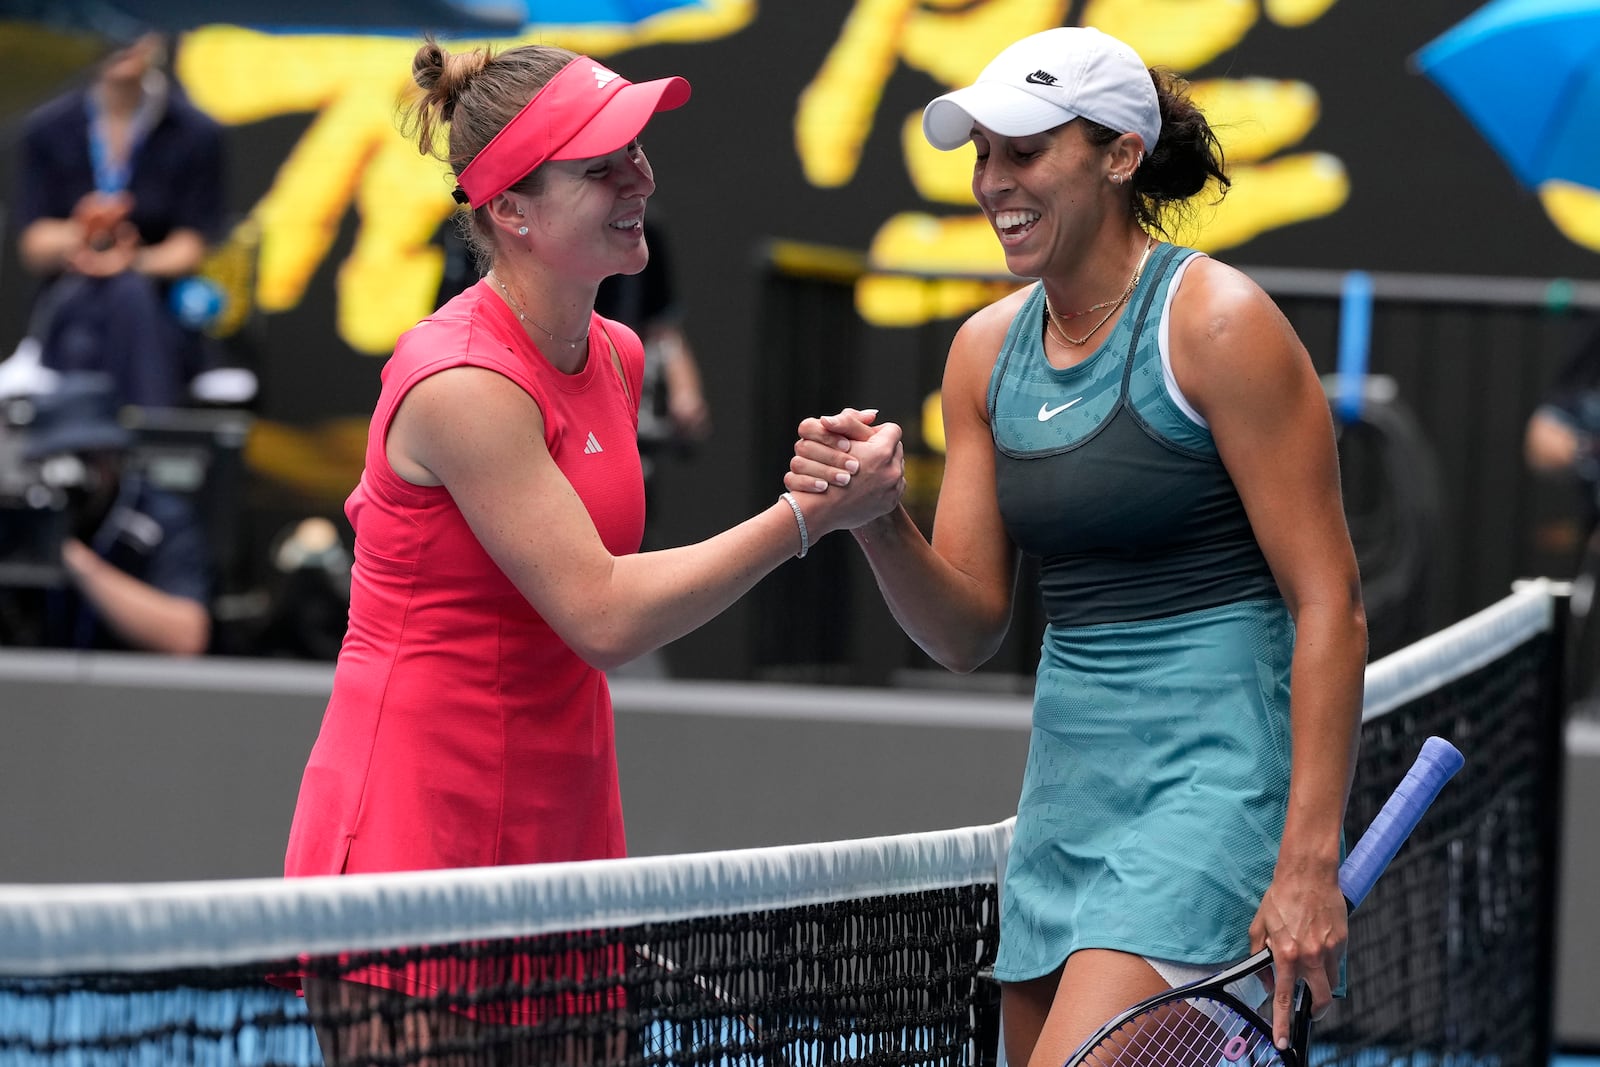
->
[[786, 26, 1367, 1067]]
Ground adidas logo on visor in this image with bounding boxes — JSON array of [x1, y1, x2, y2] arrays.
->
[[592, 66, 619, 88]]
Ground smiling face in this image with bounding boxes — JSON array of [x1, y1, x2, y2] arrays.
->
[[969, 119, 1139, 279], [516, 139, 657, 285]]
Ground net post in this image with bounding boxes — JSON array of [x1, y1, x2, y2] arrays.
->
[[973, 969, 1002, 1067], [1521, 577, 1569, 1067]]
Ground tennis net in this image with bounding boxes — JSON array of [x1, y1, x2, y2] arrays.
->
[[0, 580, 1565, 1066], [1317, 578, 1565, 1067]]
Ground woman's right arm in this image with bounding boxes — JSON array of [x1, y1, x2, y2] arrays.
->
[[18, 218, 84, 276], [789, 309, 1019, 673], [387, 364, 904, 670]]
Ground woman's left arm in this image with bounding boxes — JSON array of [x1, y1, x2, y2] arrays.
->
[[1170, 256, 1368, 1045]]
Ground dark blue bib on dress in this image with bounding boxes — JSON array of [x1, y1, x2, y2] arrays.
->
[[989, 243, 1279, 627]]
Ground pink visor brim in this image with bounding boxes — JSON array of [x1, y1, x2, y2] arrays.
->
[[456, 57, 691, 209]]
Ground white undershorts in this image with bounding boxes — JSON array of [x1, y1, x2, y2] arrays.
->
[[1145, 956, 1271, 1012]]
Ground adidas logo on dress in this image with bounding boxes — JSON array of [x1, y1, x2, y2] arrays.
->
[[584, 431, 603, 454]]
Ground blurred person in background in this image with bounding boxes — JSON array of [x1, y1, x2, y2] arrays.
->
[[1525, 322, 1600, 545], [11, 30, 226, 410], [595, 216, 710, 677], [595, 217, 712, 477], [0, 373, 211, 654], [1524, 320, 1600, 710]]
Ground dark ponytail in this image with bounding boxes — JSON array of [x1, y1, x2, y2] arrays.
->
[[1083, 67, 1230, 237]]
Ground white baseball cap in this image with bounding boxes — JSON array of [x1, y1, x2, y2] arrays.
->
[[922, 27, 1160, 159]]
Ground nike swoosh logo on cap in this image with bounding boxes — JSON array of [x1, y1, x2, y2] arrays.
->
[[1024, 70, 1059, 86], [1038, 398, 1084, 421]]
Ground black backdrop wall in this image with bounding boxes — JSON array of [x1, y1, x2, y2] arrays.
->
[[2, 1, 1596, 680]]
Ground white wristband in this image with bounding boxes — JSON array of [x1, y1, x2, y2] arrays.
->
[[780, 491, 810, 559]]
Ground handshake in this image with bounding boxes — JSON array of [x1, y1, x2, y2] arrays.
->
[[780, 407, 908, 540]]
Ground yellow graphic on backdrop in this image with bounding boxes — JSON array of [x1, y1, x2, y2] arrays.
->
[[158, 2, 1600, 507], [797, 0, 1350, 327], [175, 2, 754, 358], [173, 1, 1600, 356], [1540, 183, 1600, 255], [172, 4, 753, 505]]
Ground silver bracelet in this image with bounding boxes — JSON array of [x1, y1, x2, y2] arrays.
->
[[780, 491, 810, 559]]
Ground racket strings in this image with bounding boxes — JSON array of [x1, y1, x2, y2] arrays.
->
[[1079, 997, 1285, 1067]]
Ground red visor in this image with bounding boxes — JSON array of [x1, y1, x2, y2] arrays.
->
[[455, 56, 691, 209]]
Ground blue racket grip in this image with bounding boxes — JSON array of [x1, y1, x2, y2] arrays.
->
[[1338, 736, 1464, 909]]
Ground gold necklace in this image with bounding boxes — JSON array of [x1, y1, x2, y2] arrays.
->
[[1043, 309, 1082, 349], [488, 272, 588, 349], [1044, 235, 1156, 348], [1051, 295, 1125, 322]]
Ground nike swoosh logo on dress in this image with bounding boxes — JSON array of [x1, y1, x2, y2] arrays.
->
[[1037, 398, 1084, 421]]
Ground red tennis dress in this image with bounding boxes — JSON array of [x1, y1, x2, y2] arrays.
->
[[284, 279, 645, 880]]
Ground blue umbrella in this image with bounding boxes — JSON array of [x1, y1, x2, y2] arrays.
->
[[1414, 0, 1600, 190]]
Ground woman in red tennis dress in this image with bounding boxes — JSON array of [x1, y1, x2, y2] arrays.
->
[[280, 38, 906, 1063]]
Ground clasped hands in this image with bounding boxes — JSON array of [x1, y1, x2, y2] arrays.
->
[[784, 407, 906, 535], [68, 191, 141, 277]]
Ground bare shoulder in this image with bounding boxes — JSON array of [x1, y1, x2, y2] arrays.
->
[[1169, 257, 1289, 346], [964, 284, 1033, 338], [1171, 257, 1305, 365], [947, 285, 1033, 379], [1168, 256, 1315, 415]]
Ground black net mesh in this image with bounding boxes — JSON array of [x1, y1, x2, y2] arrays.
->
[[1, 884, 1001, 1067], [1316, 630, 1561, 1067]]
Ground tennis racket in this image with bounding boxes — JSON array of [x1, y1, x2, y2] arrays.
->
[[1062, 735, 1465, 1067]]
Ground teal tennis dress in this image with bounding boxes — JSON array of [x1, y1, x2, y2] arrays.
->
[[989, 242, 1296, 982]]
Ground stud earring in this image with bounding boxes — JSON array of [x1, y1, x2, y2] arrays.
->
[[1110, 173, 1124, 185], [517, 225, 529, 236]]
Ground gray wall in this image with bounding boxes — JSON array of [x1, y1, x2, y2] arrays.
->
[[0, 652, 1032, 880], [0, 651, 1594, 1046]]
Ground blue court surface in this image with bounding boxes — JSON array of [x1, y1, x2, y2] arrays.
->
[[3, 981, 1596, 1066]]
